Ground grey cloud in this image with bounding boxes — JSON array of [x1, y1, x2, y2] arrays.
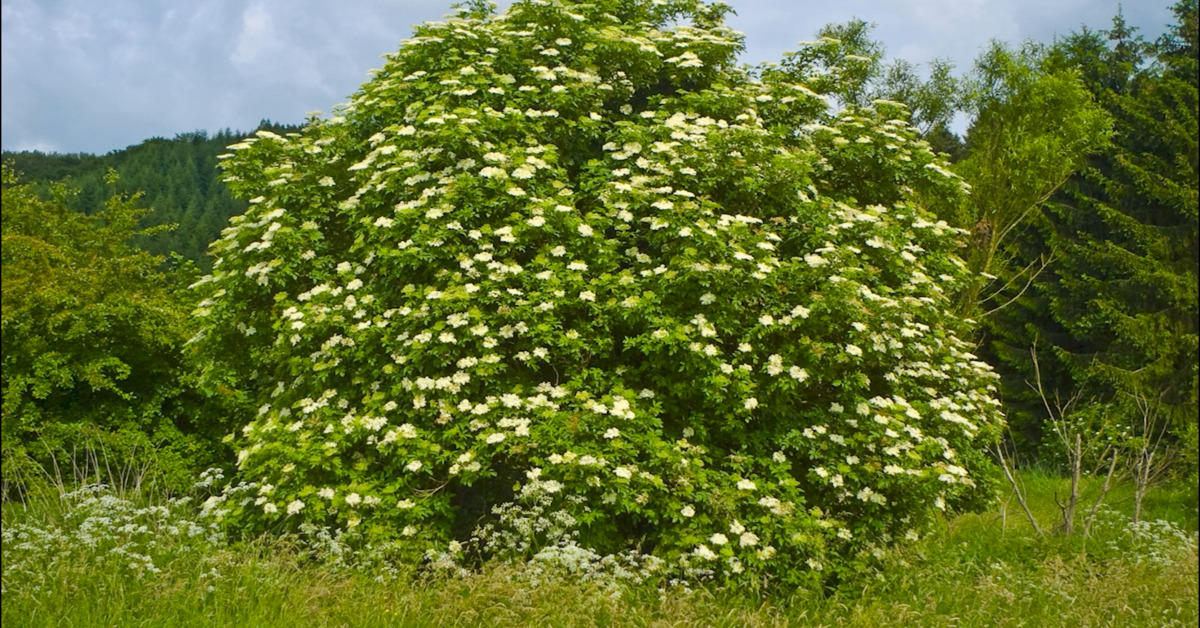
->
[[0, 0, 1181, 155]]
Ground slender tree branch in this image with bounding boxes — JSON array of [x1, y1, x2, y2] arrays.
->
[[994, 440, 1044, 536], [981, 252, 1056, 317]]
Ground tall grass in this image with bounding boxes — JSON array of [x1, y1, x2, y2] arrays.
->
[[2, 467, 1197, 627]]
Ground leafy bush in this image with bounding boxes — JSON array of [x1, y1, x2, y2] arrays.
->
[[194, 0, 1003, 585], [1, 166, 232, 495]]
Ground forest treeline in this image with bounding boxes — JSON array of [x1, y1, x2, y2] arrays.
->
[[2, 1, 1195, 508], [2, 120, 301, 268]]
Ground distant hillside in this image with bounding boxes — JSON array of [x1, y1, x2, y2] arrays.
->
[[3, 120, 302, 269]]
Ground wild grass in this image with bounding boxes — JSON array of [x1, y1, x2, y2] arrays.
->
[[2, 467, 1196, 628]]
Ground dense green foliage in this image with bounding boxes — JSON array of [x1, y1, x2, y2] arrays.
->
[[191, 0, 1003, 586], [0, 166, 229, 494], [983, 2, 1199, 465], [1, 121, 299, 269], [952, 41, 1114, 316]]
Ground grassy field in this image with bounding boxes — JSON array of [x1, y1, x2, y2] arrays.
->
[[2, 471, 1196, 627]]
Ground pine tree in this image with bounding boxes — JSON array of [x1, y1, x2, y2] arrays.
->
[[2, 123, 303, 269], [986, 1, 1198, 465]]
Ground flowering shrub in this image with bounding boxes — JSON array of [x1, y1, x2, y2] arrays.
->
[[192, 0, 1003, 585]]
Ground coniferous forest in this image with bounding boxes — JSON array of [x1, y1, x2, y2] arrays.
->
[[3, 120, 301, 268], [2, 1, 1197, 625]]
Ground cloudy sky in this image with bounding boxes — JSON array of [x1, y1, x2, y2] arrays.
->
[[1, 0, 1178, 155]]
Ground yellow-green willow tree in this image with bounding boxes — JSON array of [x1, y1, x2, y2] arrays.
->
[[194, 0, 1003, 586]]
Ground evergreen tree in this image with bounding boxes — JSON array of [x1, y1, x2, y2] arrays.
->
[[2, 121, 302, 269], [986, 2, 1198, 466]]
